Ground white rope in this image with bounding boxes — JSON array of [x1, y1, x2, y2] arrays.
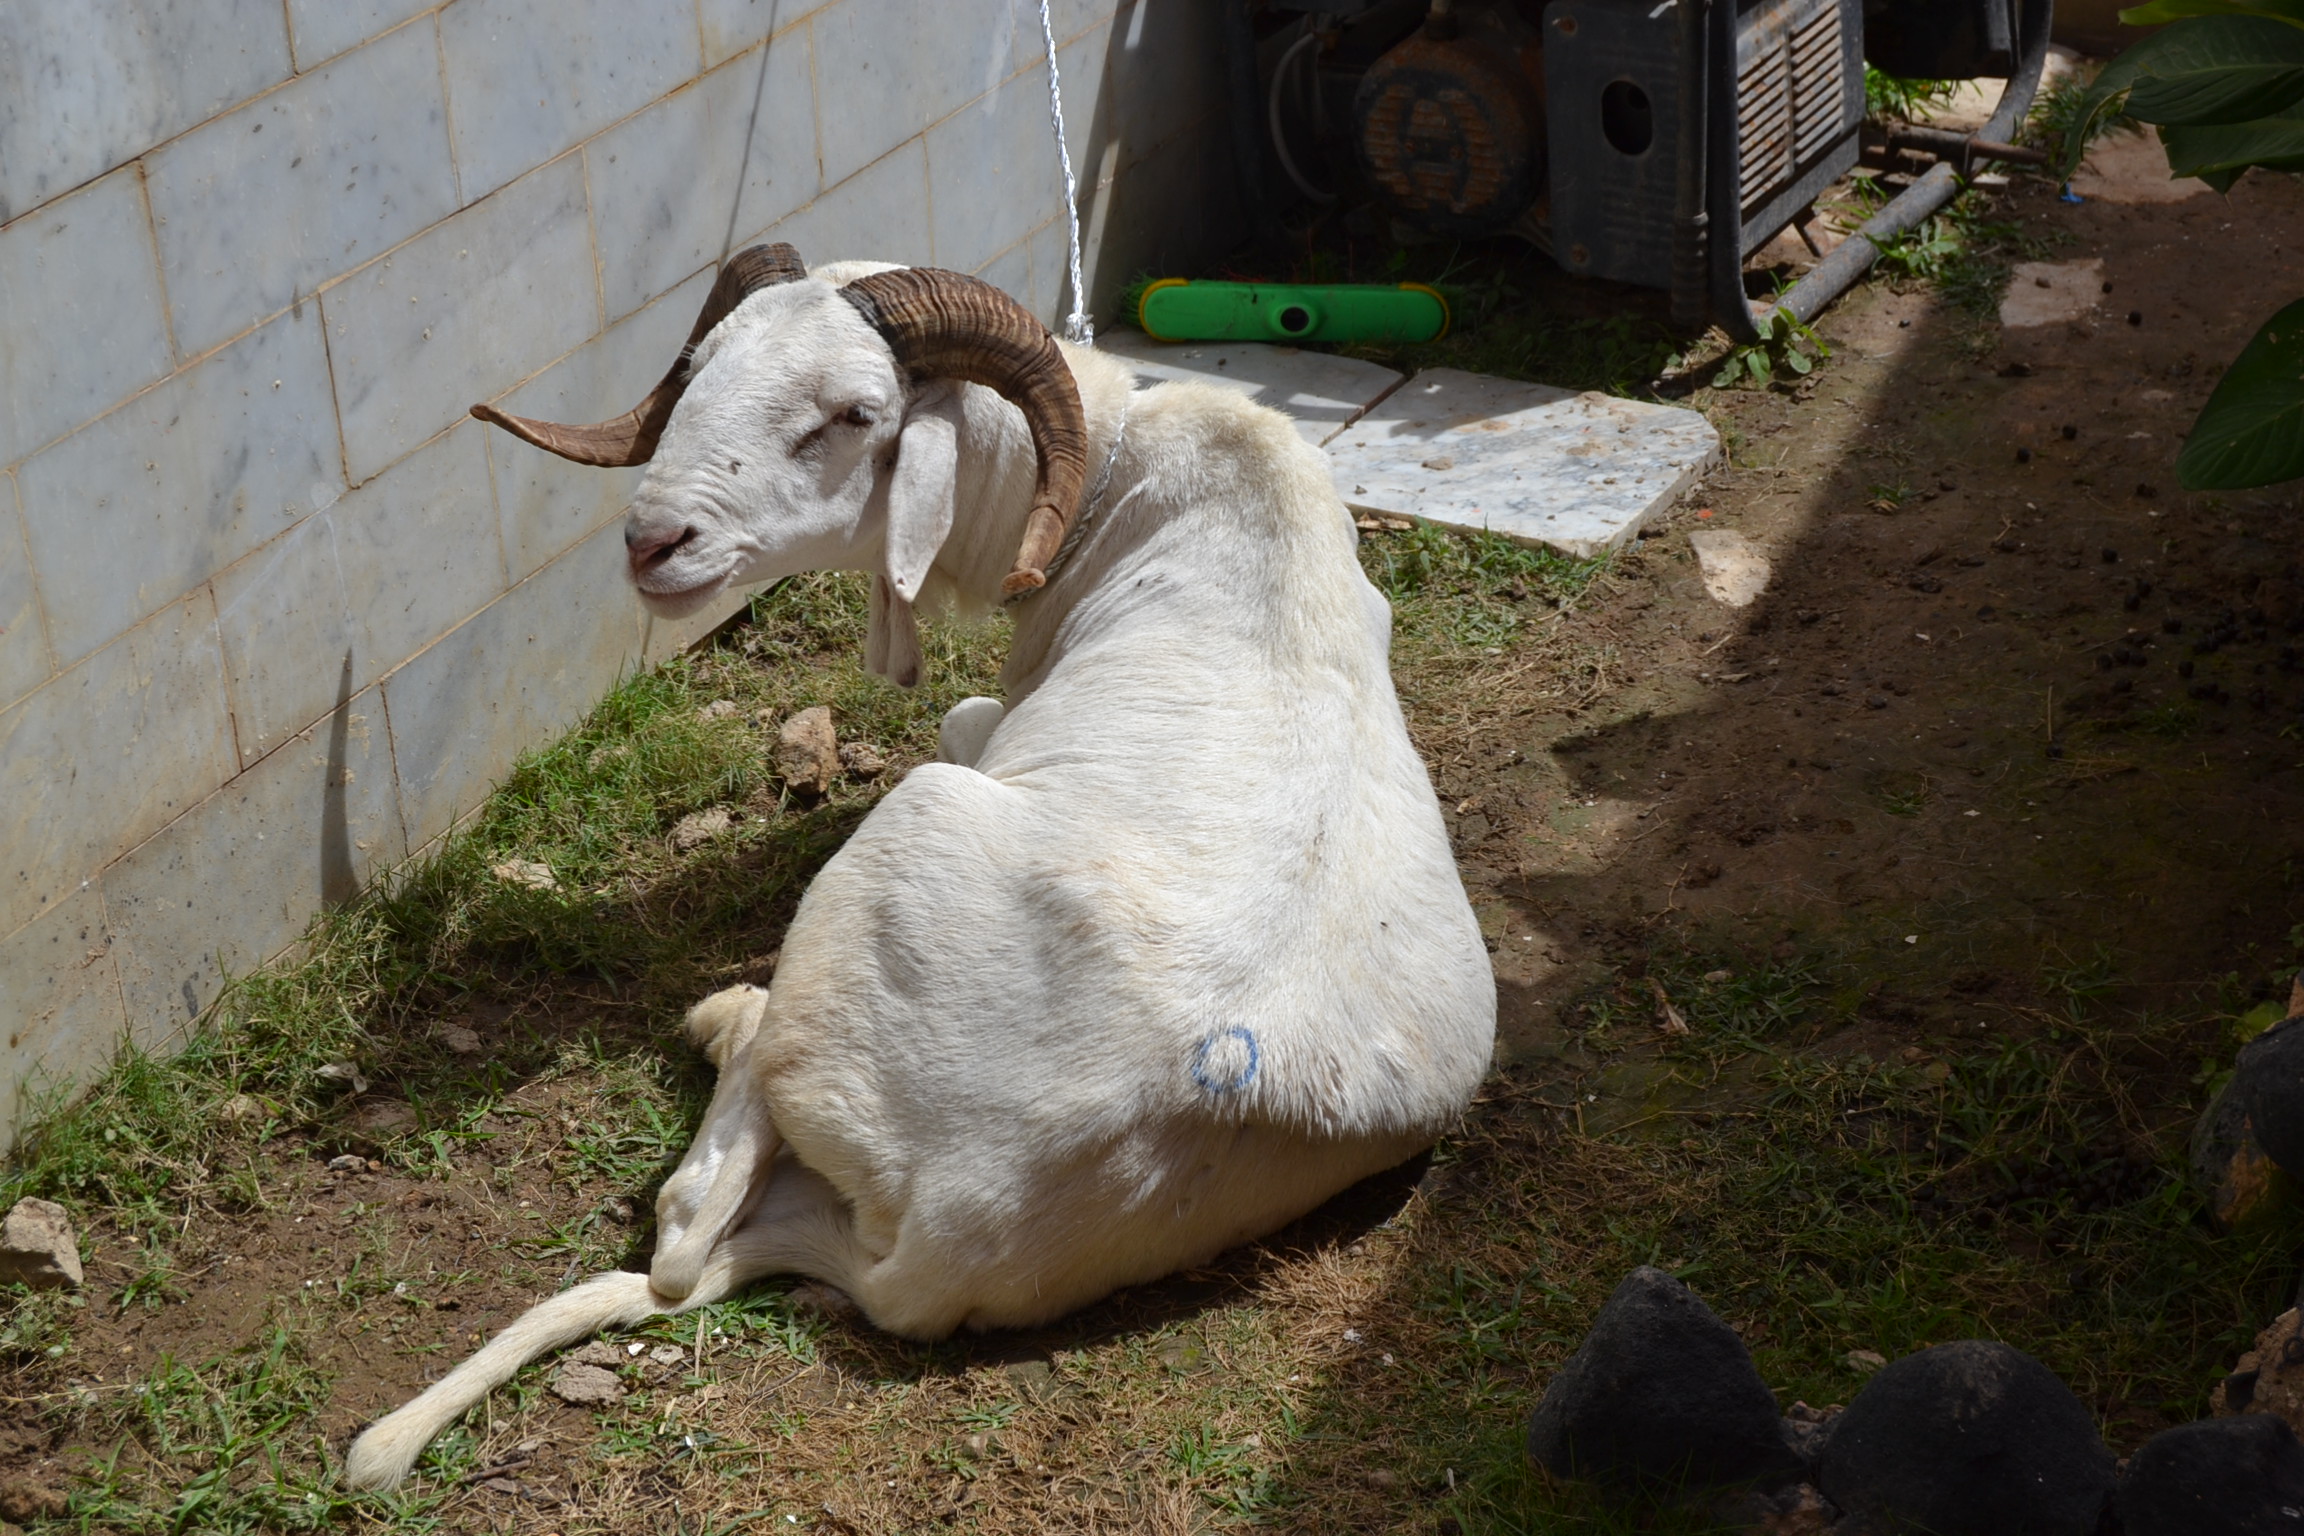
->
[[1035, 0, 1093, 347]]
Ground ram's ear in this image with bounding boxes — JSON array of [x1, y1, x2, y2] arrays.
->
[[868, 385, 961, 688]]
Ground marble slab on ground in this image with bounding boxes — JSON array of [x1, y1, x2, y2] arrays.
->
[[1322, 369, 1722, 557], [1097, 331, 1404, 446]]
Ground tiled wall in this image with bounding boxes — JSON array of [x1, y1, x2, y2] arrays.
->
[[0, 0, 1237, 1146]]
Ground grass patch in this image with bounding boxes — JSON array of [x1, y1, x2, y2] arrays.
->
[[0, 531, 2290, 1533]]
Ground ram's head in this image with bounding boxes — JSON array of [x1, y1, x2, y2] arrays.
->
[[471, 244, 1087, 681]]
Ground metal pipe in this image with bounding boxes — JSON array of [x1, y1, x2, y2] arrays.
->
[[1670, 0, 1711, 332], [1706, 0, 1761, 342], [1220, 0, 1277, 245], [1771, 0, 2055, 330]]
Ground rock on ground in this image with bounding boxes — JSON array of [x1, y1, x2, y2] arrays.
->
[[1525, 1266, 1804, 1492], [1817, 1340, 2113, 1536], [2117, 1415, 2304, 1535], [774, 706, 839, 796], [490, 858, 557, 891], [670, 806, 734, 850], [2237, 1015, 2304, 1182], [2191, 1071, 2291, 1229], [1688, 530, 1773, 608], [550, 1360, 624, 1406], [2212, 1306, 2304, 1436], [0, 1198, 81, 1290], [838, 741, 887, 779]]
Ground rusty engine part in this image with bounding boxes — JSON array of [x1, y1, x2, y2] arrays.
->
[[1351, 2, 1548, 238]]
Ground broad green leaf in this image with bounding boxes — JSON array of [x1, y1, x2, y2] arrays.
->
[[1784, 348, 1814, 376], [2127, 62, 2304, 124], [2160, 104, 2304, 177], [2177, 298, 2304, 489], [2059, 16, 2304, 174], [2121, 0, 2304, 26]]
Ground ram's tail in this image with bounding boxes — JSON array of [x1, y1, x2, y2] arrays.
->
[[344, 1269, 663, 1490]]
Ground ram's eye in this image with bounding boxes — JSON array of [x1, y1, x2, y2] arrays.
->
[[840, 404, 877, 428]]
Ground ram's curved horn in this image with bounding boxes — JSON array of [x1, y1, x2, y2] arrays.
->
[[838, 268, 1087, 597], [469, 243, 809, 466]]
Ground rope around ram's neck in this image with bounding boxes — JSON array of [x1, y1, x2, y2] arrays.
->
[[1036, 0, 1092, 347]]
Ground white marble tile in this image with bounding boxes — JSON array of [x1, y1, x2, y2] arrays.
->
[[322, 157, 599, 485], [1322, 370, 1722, 558], [0, 886, 127, 1151], [754, 139, 933, 268], [0, 591, 237, 940], [701, 0, 833, 68], [0, 169, 174, 468], [286, 0, 435, 70], [926, 68, 1067, 276], [0, 0, 291, 227], [589, 40, 816, 324], [382, 519, 644, 845], [812, 0, 1022, 189], [213, 424, 504, 768], [16, 307, 344, 668], [485, 269, 711, 579], [107, 682, 404, 1045], [1026, 214, 1069, 328], [440, 0, 703, 203], [1098, 334, 1403, 447], [0, 481, 49, 714], [145, 21, 460, 360]]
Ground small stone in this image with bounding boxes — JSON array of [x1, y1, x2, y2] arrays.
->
[[837, 742, 888, 779], [1526, 1266, 1804, 1492], [1845, 1349, 1887, 1374], [697, 698, 741, 722], [2117, 1415, 2304, 1535], [670, 807, 734, 850], [550, 1361, 624, 1405], [773, 707, 839, 797], [491, 859, 557, 891], [1689, 529, 1772, 608], [326, 1154, 368, 1173], [0, 1199, 81, 1290], [440, 1024, 482, 1055], [315, 1060, 369, 1096], [218, 1093, 273, 1125], [566, 1340, 626, 1368], [1818, 1340, 2113, 1536], [648, 1344, 685, 1367]]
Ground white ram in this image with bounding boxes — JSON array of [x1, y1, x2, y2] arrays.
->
[[346, 247, 1494, 1489]]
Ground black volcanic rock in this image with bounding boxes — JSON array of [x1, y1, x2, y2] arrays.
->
[[1525, 1266, 1803, 1492], [1817, 1340, 2112, 1536]]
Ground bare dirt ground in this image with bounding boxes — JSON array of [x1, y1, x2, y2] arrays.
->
[[4, 162, 2303, 1535]]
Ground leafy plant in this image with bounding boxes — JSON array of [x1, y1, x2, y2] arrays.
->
[[1864, 68, 1961, 120], [1711, 308, 1830, 388], [2064, 1, 2304, 488]]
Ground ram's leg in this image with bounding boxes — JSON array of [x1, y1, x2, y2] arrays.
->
[[936, 696, 1004, 767], [652, 1027, 780, 1301]]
